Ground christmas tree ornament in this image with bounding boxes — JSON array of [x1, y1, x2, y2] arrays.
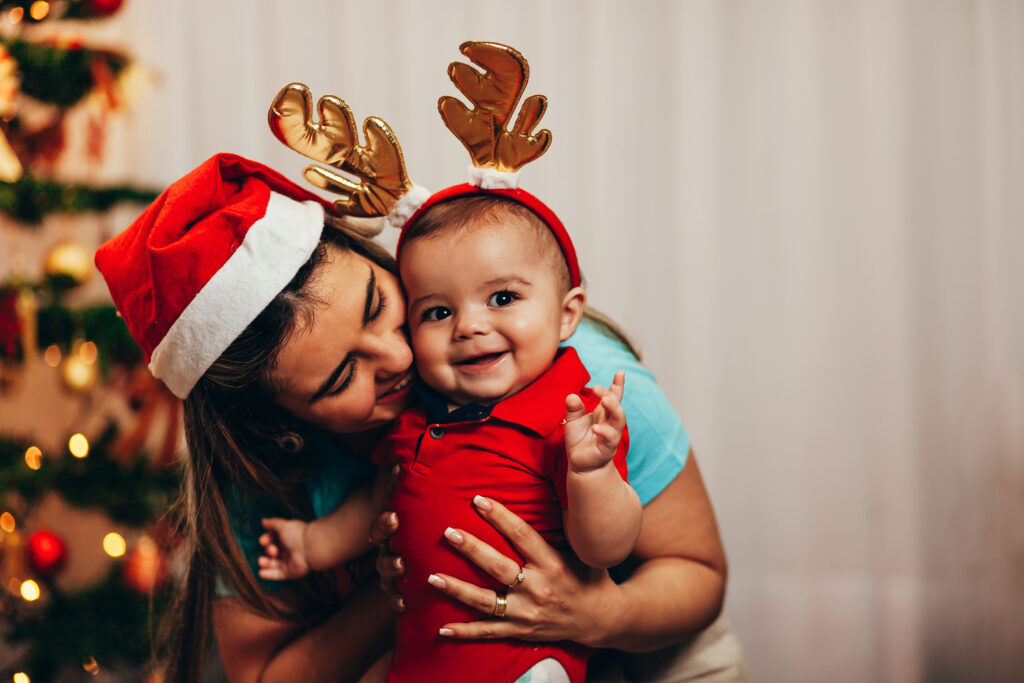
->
[[26, 529, 67, 576], [43, 240, 93, 287], [122, 536, 167, 594], [88, 0, 124, 17]]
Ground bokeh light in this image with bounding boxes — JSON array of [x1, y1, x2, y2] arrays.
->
[[8, 7, 23, 25], [0, 511, 14, 533], [29, 2, 49, 21], [69, 433, 89, 458], [20, 579, 40, 601], [14, 673, 30, 683], [83, 657, 100, 675], [102, 532, 126, 558], [43, 344, 62, 367], [79, 341, 98, 364], [24, 445, 42, 470]]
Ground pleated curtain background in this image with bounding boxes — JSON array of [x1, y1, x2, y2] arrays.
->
[[78, 1, 1024, 680]]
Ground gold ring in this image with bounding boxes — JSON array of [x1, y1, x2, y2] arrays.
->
[[493, 590, 508, 617], [507, 568, 525, 591]]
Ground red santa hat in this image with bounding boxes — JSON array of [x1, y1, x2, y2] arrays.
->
[[95, 153, 331, 399]]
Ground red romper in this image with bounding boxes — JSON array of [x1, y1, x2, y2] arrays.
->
[[378, 347, 629, 683]]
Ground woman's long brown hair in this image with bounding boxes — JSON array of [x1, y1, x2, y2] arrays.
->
[[162, 222, 396, 682]]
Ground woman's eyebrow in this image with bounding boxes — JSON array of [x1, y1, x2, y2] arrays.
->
[[362, 265, 376, 324]]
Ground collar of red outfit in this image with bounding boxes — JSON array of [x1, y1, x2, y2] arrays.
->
[[395, 182, 582, 290]]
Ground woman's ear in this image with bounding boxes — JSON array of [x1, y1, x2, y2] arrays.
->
[[559, 287, 587, 342]]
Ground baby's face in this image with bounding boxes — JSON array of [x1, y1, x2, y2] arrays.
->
[[399, 216, 575, 406]]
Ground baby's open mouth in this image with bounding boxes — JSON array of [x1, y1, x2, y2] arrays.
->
[[456, 351, 507, 366]]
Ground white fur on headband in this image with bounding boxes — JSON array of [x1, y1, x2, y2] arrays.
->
[[469, 165, 520, 190], [385, 184, 431, 231]]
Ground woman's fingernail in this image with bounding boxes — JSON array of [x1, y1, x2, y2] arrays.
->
[[393, 557, 404, 571], [395, 597, 406, 612], [439, 628, 454, 636], [473, 495, 492, 511], [444, 527, 464, 544], [428, 574, 446, 589], [387, 512, 398, 527], [392, 464, 402, 475]]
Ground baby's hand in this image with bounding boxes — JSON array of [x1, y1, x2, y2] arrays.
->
[[564, 370, 626, 474], [257, 518, 311, 580]]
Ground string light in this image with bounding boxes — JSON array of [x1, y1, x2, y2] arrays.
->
[[29, 1, 49, 21], [83, 657, 100, 675], [102, 532, 126, 558], [14, 673, 30, 683], [25, 446, 42, 470], [43, 344, 61, 367], [20, 579, 40, 601], [0, 511, 14, 533], [79, 341, 98, 364], [69, 433, 89, 458], [8, 7, 23, 24]]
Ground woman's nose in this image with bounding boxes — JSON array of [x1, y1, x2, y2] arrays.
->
[[367, 327, 413, 378]]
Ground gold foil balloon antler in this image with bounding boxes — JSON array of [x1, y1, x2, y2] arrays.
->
[[439, 41, 552, 173], [269, 83, 415, 217]]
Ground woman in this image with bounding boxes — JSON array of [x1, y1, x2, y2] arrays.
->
[[96, 154, 746, 682]]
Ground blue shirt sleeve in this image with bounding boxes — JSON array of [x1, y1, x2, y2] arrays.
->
[[564, 317, 690, 506]]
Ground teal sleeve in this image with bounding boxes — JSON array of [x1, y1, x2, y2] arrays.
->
[[564, 317, 690, 506], [219, 433, 377, 596]]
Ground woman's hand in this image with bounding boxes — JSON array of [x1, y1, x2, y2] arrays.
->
[[424, 495, 626, 648], [369, 464, 407, 612]]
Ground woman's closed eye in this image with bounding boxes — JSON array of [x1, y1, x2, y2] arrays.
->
[[422, 306, 452, 322], [488, 290, 519, 307]]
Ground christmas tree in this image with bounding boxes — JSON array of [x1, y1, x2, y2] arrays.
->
[[0, 2, 179, 681]]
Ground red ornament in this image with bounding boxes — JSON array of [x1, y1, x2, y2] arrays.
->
[[26, 530, 68, 576], [87, 0, 124, 16], [122, 538, 168, 594]]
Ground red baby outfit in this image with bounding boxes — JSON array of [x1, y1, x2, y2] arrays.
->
[[378, 347, 628, 683]]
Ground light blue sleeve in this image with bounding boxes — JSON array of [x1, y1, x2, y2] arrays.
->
[[564, 317, 690, 506]]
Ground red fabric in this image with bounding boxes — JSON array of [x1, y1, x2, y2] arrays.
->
[[94, 153, 331, 360], [380, 348, 628, 683], [397, 183, 581, 289]]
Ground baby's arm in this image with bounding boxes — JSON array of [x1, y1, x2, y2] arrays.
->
[[258, 472, 383, 580], [562, 370, 643, 568]]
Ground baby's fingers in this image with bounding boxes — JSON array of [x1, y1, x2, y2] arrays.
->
[[564, 393, 587, 423], [609, 370, 625, 402], [599, 391, 626, 432]]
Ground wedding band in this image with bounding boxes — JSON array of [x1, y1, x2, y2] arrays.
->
[[494, 590, 508, 617], [507, 568, 525, 591]]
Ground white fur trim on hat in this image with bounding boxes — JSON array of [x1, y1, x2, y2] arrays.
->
[[468, 165, 520, 190], [149, 192, 325, 399], [385, 184, 431, 231]]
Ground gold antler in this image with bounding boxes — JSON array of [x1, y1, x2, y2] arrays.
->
[[268, 83, 414, 217], [438, 41, 552, 173]]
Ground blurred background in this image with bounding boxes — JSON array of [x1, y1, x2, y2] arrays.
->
[[0, 1, 1021, 681]]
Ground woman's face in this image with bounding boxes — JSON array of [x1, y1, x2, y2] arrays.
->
[[272, 248, 415, 434]]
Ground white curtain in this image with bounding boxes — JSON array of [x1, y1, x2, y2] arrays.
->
[[103, 1, 1024, 680]]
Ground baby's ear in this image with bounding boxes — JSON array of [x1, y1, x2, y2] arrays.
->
[[559, 287, 586, 342]]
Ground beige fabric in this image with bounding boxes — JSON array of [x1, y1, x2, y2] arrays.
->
[[588, 616, 749, 682]]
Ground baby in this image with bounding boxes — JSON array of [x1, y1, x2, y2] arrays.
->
[[259, 193, 642, 683]]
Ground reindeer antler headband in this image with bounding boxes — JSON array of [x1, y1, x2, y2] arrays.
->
[[270, 41, 580, 288]]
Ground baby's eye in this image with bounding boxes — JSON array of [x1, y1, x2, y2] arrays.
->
[[422, 306, 452, 322], [488, 291, 519, 307]]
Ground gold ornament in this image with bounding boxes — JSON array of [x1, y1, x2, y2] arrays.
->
[[439, 42, 551, 173], [44, 241, 93, 287], [269, 83, 415, 217]]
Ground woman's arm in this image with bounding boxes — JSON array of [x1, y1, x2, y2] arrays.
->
[[424, 449, 726, 651], [213, 583, 394, 683]]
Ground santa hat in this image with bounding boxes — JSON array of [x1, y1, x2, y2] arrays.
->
[[95, 153, 330, 399]]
